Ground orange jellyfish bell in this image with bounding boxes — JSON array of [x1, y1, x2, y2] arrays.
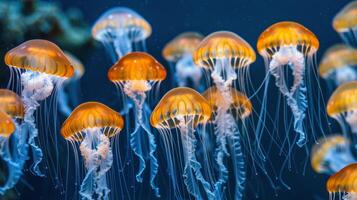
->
[[327, 163, 357, 193], [0, 89, 24, 119], [162, 32, 204, 62], [5, 39, 74, 78], [61, 102, 124, 141], [333, 1, 357, 33], [108, 52, 167, 81], [257, 21, 319, 57], [202, 86, 252, 119], [0, 111, 15, 138], [150, 87, 212, 129], [193, 31, 256, 69], [327, 82, 357, 117]]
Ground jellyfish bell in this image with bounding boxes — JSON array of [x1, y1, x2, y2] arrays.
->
[[327, 163, 357, 200], [0, 111, 15, 139], [333, 1, 357, 46], [151, 87, 214, 199], [319, 44, 357, 86], [61, 102, 124, 199], [92, 7, 151, 62], [193, 31, 256, 91], [4, 39, 74, 176], [311, 134, 356, 175], [162, 32, 204, 89]]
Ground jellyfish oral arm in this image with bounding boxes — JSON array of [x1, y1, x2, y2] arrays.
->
[[211, 58, 237, 88], [334, 67, 357, 86], [269, 46, 307, 147], [176, 54, 203, 88], [113, 34, 132, 59], [345, 110, 357, 133], [79, 128, 113, 200]]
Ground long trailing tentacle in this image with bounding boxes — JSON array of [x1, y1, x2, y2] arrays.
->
[[269, 46, 307, 147], [79, 129, 112, 200], [57, 87, 72, 116]]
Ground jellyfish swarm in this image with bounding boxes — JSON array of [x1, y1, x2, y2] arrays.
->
[[0, 90, 27, 194], [202, 86, 252, 199], [333, 1, 357, 46], [61, 102, 123, 200], [4, 39, 74, 176], [327, 82, 357, 156], [151, 87, 214, 199], [92, 7, 151, 62], [162, 32, 204, 90], [319, 44, 357, 87], [311, 134, 356, 175], [256, 21, 319, 148], [108, 52, 166, 196], [57, 52, 85, 116], [327, 163, 357, 200]]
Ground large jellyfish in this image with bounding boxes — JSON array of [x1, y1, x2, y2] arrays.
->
[[0, 89, 28, 194], [256, 21, 319, 147], [92, 7, 151, 62], [319, 44, 357, 87], [108, 52, 166, 196], [150, 87, 213, 200], [60, 102, 124, 200], [327, 81, 357, 156], [327, 163, 357, 200], [57, 52, 85, 116], [333, 1, 357, 46], [162, 32, 204, 90], [202, 86, 252, 200], [4, 40, 74, 176], [311, 134, 356, 175]]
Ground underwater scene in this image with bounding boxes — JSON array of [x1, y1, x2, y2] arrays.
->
[[0, 0, 356, 199]]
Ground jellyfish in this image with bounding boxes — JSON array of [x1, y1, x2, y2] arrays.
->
[[311, 134, 356, 175], [333, 1, 357, 46], [57, 52, 85, 116], [256, 21, 319, 147], [0, 89, 28, 194], [60, 102, 124, 200], [92, 7, 151, 62], [108, 52, 166, 196], [319, 44, 357, 87], [150, 87, 214, 199], [4, 39, 74, 176], [162, 32, 204, 90], [327, 163, 357, 200], [327, 82, 357, 156], [202, 86, 252, 200]]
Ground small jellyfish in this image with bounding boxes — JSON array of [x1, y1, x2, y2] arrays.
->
[[203, 86, 252, 200], [162, 32, 204, 90], [333, 1, 357, 46], [108, 52, 166, 196], [257, 21, 319, 147], [0, 89, 27, 194], [61, 102, 124, 200], [327, 81, 357, 155], [4, 40, 74, 176], [57, 52, 85, 116], [151, 87, 213, 200], [319, 44, 357, 86], [311, 134, 356, 175], [92, 7, 151, 62], [327, 163, 357, 199]]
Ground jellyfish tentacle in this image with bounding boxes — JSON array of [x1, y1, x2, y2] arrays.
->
[[113, 34, 132, 59], [79, 129, 112, 200], [57, 87, 72, 116], [180, 119, 215, 200], [269, 46, 307, 147]]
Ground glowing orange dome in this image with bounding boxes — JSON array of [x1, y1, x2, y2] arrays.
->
[[333, 1, 357, 32], [327, 163, 357, 192], [150, 87, 212, 129], [0, 111, 15, 138], [0, 89, 24, 119], [108, 52, 167, 81], [202, 86, 252, 119], [327, 82, 357, 116], [257, 21, 319, 56], [162, 32, 204, 62], [5, 40, 74, 78], [61, 102, 124, 141], [193, 31, 256, 69]]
